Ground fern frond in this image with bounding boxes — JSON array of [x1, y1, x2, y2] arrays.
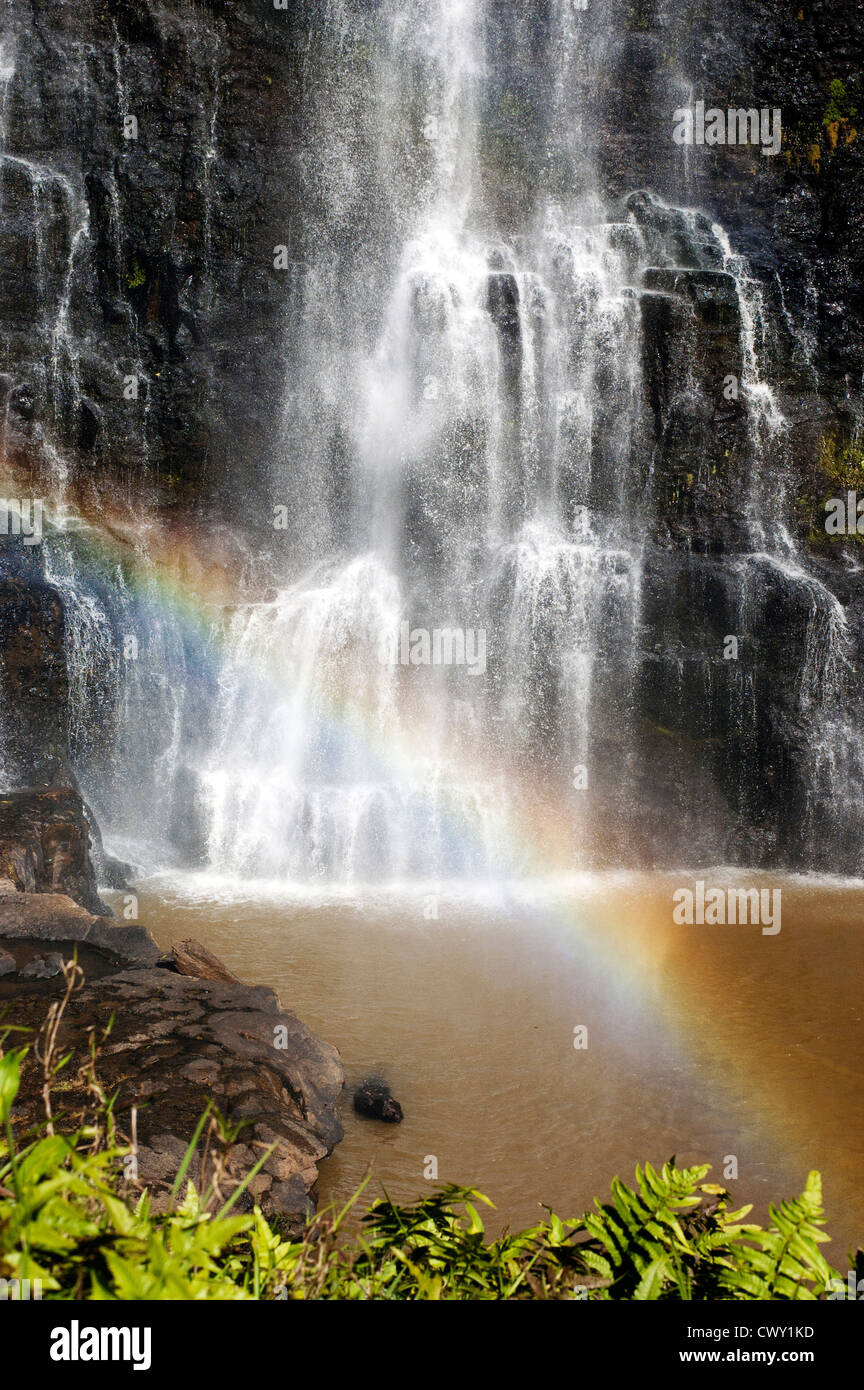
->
[[718, 1171, 839, 1300]]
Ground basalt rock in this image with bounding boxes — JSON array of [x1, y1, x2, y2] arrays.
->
[[0, 0, 304, 502], [83, 799, 134, 892], [2, 933, 344, 1231], [171, 936, 241, 984], [0, 566, 129, 898], [486, 272, 522, 385], [0, 573, 71, 789], [353, 1079, 404, 1124], [19, 951, 63, 980], [0, 0, 861, 880], [0, 892, 161, 966], [0, 788, 108, 915], [167, 766, 210, 869]]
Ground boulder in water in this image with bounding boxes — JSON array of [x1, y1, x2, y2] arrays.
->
[[353, 1079, 403, 1123], [171, 937, 241, 984], [0, 948, 15, 977]]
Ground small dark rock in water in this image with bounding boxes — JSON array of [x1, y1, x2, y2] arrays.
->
[[353, 1079, 403, 1123], [20, 952, 64, 980], [0, 948, 15, 977]]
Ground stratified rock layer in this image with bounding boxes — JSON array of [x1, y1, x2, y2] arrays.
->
[[1, 907, 344, 1231]]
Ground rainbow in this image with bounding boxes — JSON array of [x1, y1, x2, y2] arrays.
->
[[3, 468, 860, 1233]]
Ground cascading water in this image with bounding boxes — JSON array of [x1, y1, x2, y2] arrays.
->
[[188, 0, 802, 884], [0, 0, 861, 885], [191, 0, 655, 882]]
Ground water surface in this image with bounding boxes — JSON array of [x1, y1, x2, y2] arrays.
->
[[124, 871, 864, 1256]]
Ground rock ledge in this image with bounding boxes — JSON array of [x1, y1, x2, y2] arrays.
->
[[0, 904, 344, 1231]]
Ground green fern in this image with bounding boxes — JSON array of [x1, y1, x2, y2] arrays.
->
[[572, 1161, 710, 1299], [717, 1171, 836, 1300], [0, 1040, 850, 1300]]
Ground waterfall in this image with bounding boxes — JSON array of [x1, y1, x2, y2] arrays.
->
[[0, 0, 861, 885], [193, 0, 756, 884]]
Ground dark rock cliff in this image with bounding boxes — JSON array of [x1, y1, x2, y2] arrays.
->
[[0, 0, 860, 871], [0, 0, 307, 502], [0, 2, 857, 503]]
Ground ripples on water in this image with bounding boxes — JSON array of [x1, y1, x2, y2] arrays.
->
[[118, 871, 864, 1252]]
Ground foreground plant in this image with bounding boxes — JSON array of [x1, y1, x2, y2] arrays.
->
[[1, 1039, 849, 1300], [0, 986, 852, 1301]]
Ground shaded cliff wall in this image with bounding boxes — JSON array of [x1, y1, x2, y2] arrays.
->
[[0, 1, 857, 506], [0, 0, 308, 505], [0, 0, 860, 872]]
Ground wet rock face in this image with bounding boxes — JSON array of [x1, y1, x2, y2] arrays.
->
[[0, 0, 304, 501], [0, 0, 859, 877], [0, 571, 71, 788], [692, 0, 863, 396], [167, 765, 210, 867], [545, 3, 864, 870], [596, 0, 864, 465], [0, 788, 107, 914], [486, 272, 522, 385]]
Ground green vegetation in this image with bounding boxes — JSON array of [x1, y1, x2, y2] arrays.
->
[[0, 1021, 852, 1300], [799, 432, 864, 547], [818, 433, 864, 491], [823, 78, 857, 128], [125, 260, 147, 290]]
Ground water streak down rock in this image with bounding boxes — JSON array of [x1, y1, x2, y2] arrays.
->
[[0, 1, 860, 878]]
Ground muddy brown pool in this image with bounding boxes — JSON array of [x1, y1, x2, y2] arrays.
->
[[113, 871, 864, 1257]]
